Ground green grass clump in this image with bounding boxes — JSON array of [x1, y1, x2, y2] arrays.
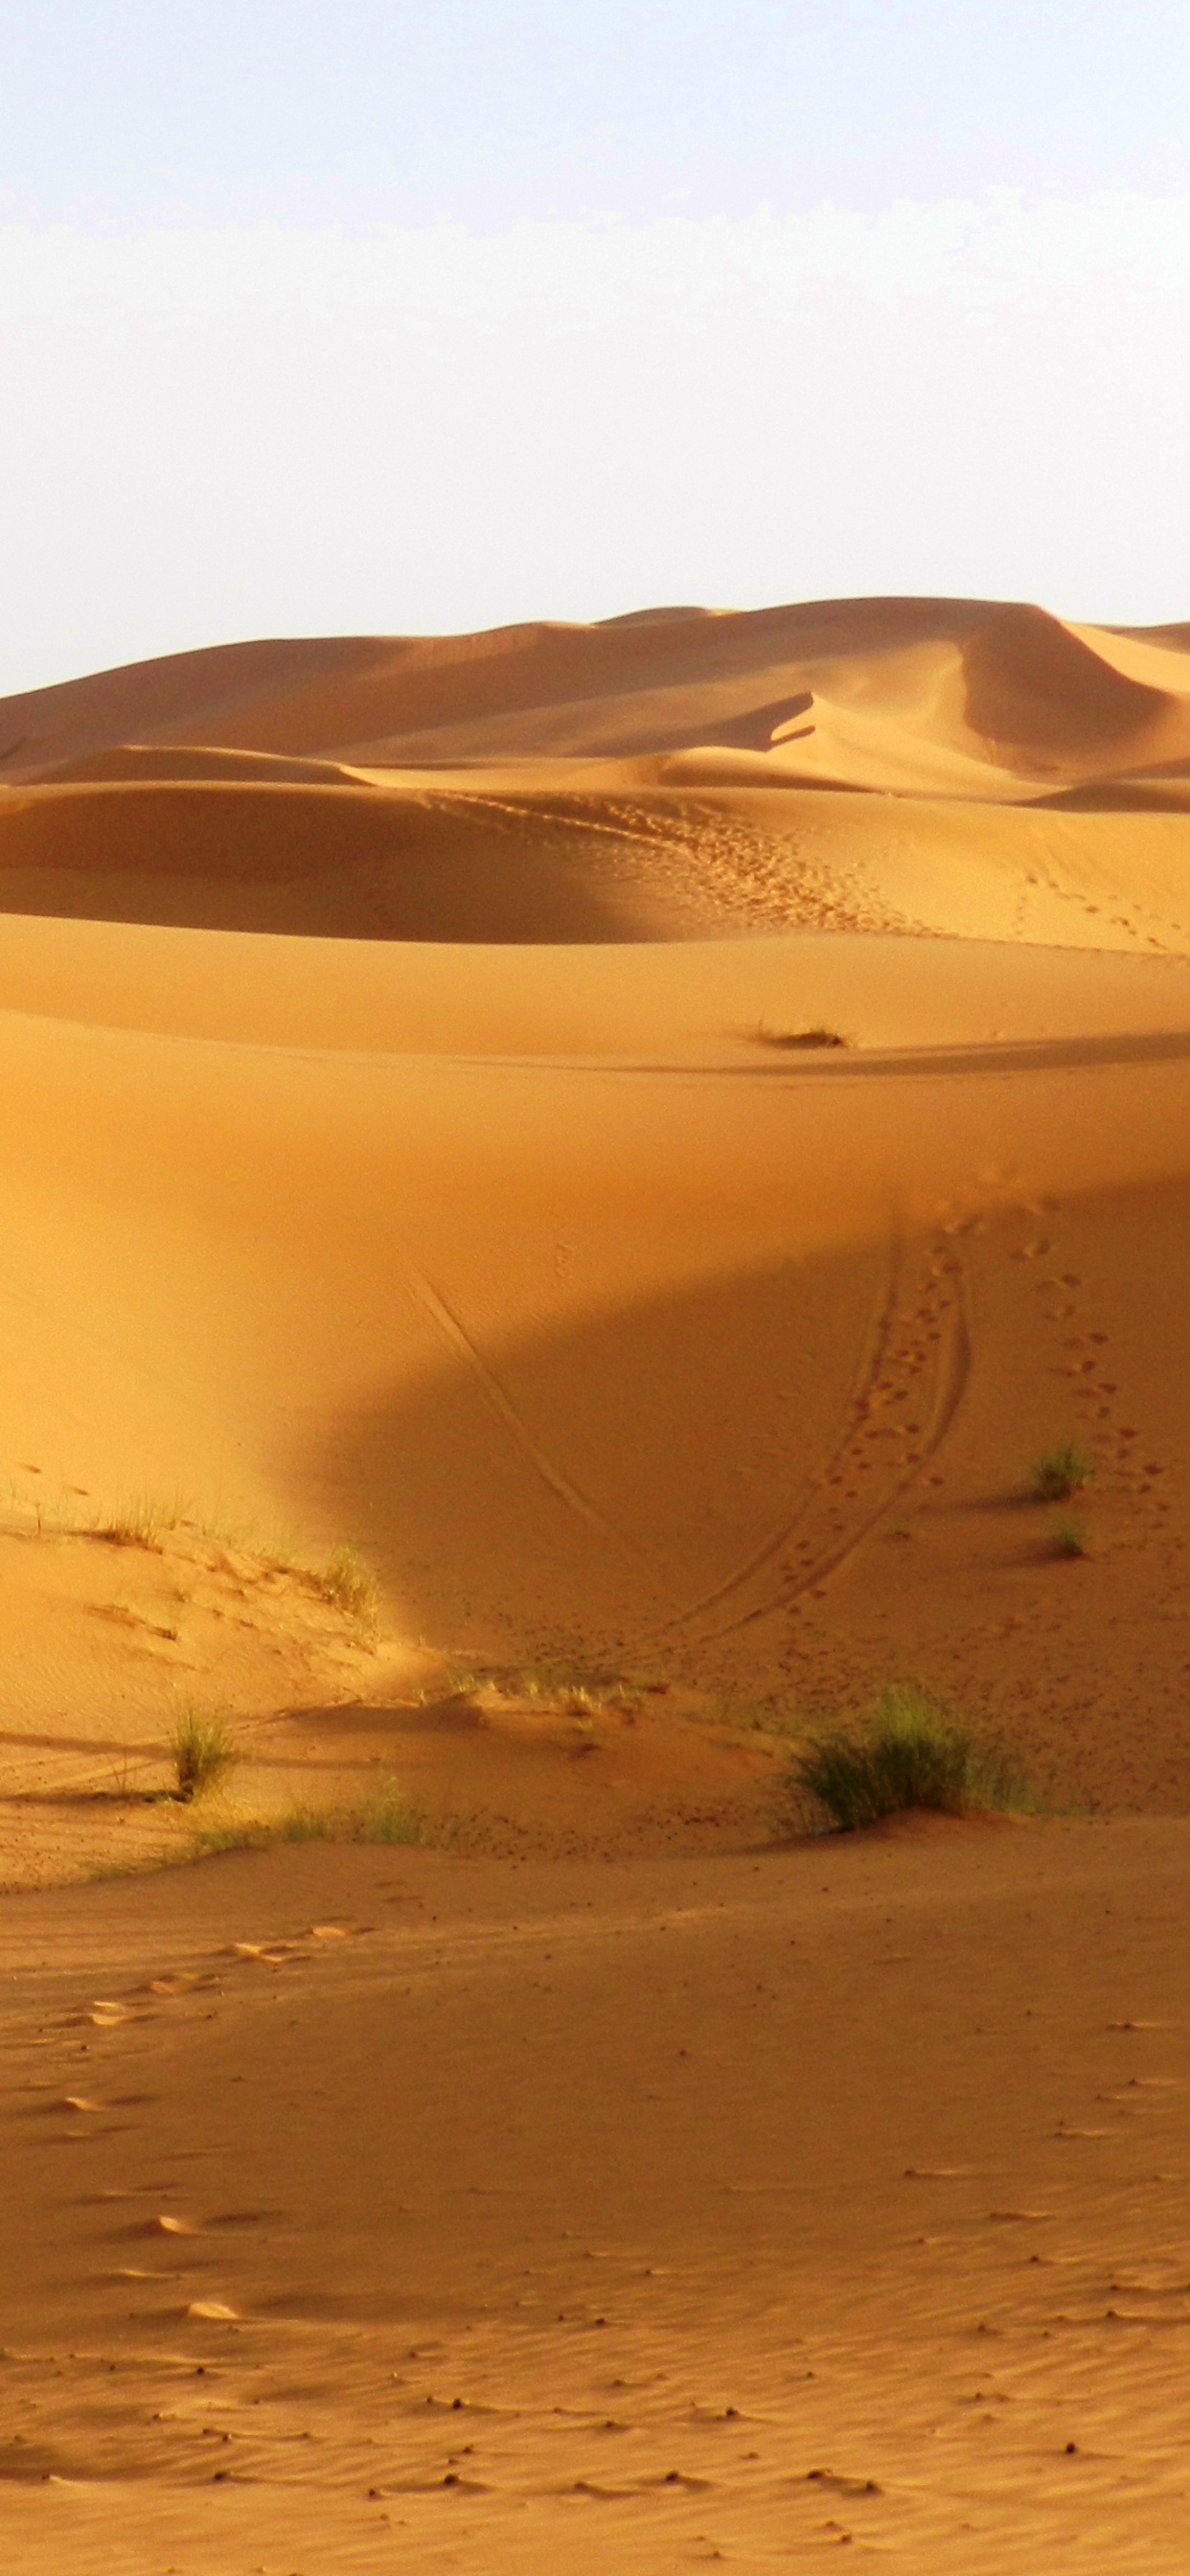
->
[[193, 1779, 430, 1855], [1051, 1514, 1089, 1559], [1028, 1442, 1093, 1504], [354, 1781, 428, 1844], [788, 1686, 1026, 1833], [169, 1709, 238, 1804], [191, 1823, 255, 1855], [275, 1803, 337, 1842]]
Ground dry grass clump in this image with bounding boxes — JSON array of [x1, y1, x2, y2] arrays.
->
[[561, 1685, 599, 1718], [1051, 1513, 1089, 1558], [315, 1542, 378, 1626], [475, 1659, 642, 1718], [1028, 1442, 1093, 1504], [169, 1708, 238, 1804], [91, 1494, 170, 1550], [755, 1023, 849, 1051], [788, 1686, 1027, 1833]]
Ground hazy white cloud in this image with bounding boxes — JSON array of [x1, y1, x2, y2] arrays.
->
[[5, 194, 1190, 317], [2, 195, 1188, 693]]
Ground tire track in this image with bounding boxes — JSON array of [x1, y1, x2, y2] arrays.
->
[[676, 1235, 973, 1647], [640, 1237, 908, 1644], [403, 1264, 655, 1569]]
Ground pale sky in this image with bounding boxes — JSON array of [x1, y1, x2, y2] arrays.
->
[[2, 0, 1189, 693]]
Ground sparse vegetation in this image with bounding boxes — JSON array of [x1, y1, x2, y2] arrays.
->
[[274, 1803, 336, 1843], [189, 1823, 256, 1855], [1028, 1442, 1093, 1504], [787, 1685, 1028, 1833], [92, 1494, 170, 1550], [169, 1708, 238, 1804], [755, 1024, 849, 1051], [507, 1656, 626, 1700], [462, 1658, 645, 1717], [355, 1780, 429, 1844], [316, 1542, 378, 1627], [704, 1687, 801, 1739], [192, 1778, 437, 1854], [1051, 1514, 1089, 1558]]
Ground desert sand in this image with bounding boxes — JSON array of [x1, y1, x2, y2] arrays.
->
[[2, 593, 1190, 2566]]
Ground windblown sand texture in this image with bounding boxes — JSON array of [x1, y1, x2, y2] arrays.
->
[[3, 594, 1190, 2567]]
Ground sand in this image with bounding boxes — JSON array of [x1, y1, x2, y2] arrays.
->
[[5, 1825, 1190, 2570], [2, 592, 1190, 2565]]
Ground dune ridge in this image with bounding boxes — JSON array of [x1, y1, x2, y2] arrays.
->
[[5, 592, 1190, 784]]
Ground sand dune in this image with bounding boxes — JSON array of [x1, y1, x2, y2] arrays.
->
[[5, 593, 1190, 784], [4, 594, 1190, 2567], [5, 772, 1190, 947], [2, 593, 1190, 1788]]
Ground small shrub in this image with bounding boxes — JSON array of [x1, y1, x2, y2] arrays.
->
[[788, 1685, 1025, 1833], [169, 1709, 238, 1804], [1051, 1514, 1088, 1559], [317, 1543, 378, 1625], [1028, 1443, 1093, 1504]]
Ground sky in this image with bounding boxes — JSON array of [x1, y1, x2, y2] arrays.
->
[[2, 0, 1189, 692]]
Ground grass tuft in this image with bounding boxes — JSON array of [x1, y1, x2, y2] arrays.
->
[[1028, 1442, 1093, 1504], [92, 1495, 169, 1551], [192, 1779, 433, 1856], [190, 1823, 255, 1855], [169, 1708, 238, 1805], [787, 1685, 1027, 1833], [316, 1543, 379, 1627], [354, 1781, 428, 1845], [1051, 1514, 1089, 1558]]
